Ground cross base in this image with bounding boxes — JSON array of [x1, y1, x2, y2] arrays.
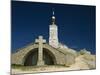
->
[[37, 60, 45, 66]]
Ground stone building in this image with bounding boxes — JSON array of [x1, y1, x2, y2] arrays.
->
[[12, 10, 78, 67]]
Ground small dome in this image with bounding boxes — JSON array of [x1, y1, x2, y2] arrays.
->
[[52, 16, 55, 19]]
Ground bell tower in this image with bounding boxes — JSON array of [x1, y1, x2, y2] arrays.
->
[[49, 9, 59, 48]]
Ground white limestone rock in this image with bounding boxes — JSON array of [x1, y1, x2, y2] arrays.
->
[[70, 54, 96, 70], [78, 49, 91, 55], [58, 43, 68, 49], [58, 43, 77, 56]]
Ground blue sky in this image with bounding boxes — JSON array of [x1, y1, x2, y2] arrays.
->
[[12, 1, 96, 54]]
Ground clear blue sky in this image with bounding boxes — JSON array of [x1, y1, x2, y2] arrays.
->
[[12, 1, 96, 54]]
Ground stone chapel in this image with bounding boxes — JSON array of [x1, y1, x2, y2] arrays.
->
[[11, 10, 78, 67]]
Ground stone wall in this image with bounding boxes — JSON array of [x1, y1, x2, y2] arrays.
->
[[12, 43, 76, 66]]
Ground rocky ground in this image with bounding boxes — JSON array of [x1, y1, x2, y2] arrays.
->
[[11, 54, 96, 74]]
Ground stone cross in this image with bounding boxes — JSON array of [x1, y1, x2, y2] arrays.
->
[[35, 36, 46, 66]]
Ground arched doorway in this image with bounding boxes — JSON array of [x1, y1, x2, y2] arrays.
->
[[24, 48, 38, 66], [24, 48, 56, 66], [43, 48, 56, 65]]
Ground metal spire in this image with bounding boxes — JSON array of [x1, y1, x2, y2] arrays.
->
[[52, 8, 55, 25], [53, 8, 55, 16]]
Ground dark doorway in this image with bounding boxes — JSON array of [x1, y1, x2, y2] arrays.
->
[[43, 48, 55, 65], [24, 48, 38, 66], [24, 48, 56, 66]]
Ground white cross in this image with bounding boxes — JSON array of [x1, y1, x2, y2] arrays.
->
[[35, 36, 46, 45], [35, 36, 46, 66]]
